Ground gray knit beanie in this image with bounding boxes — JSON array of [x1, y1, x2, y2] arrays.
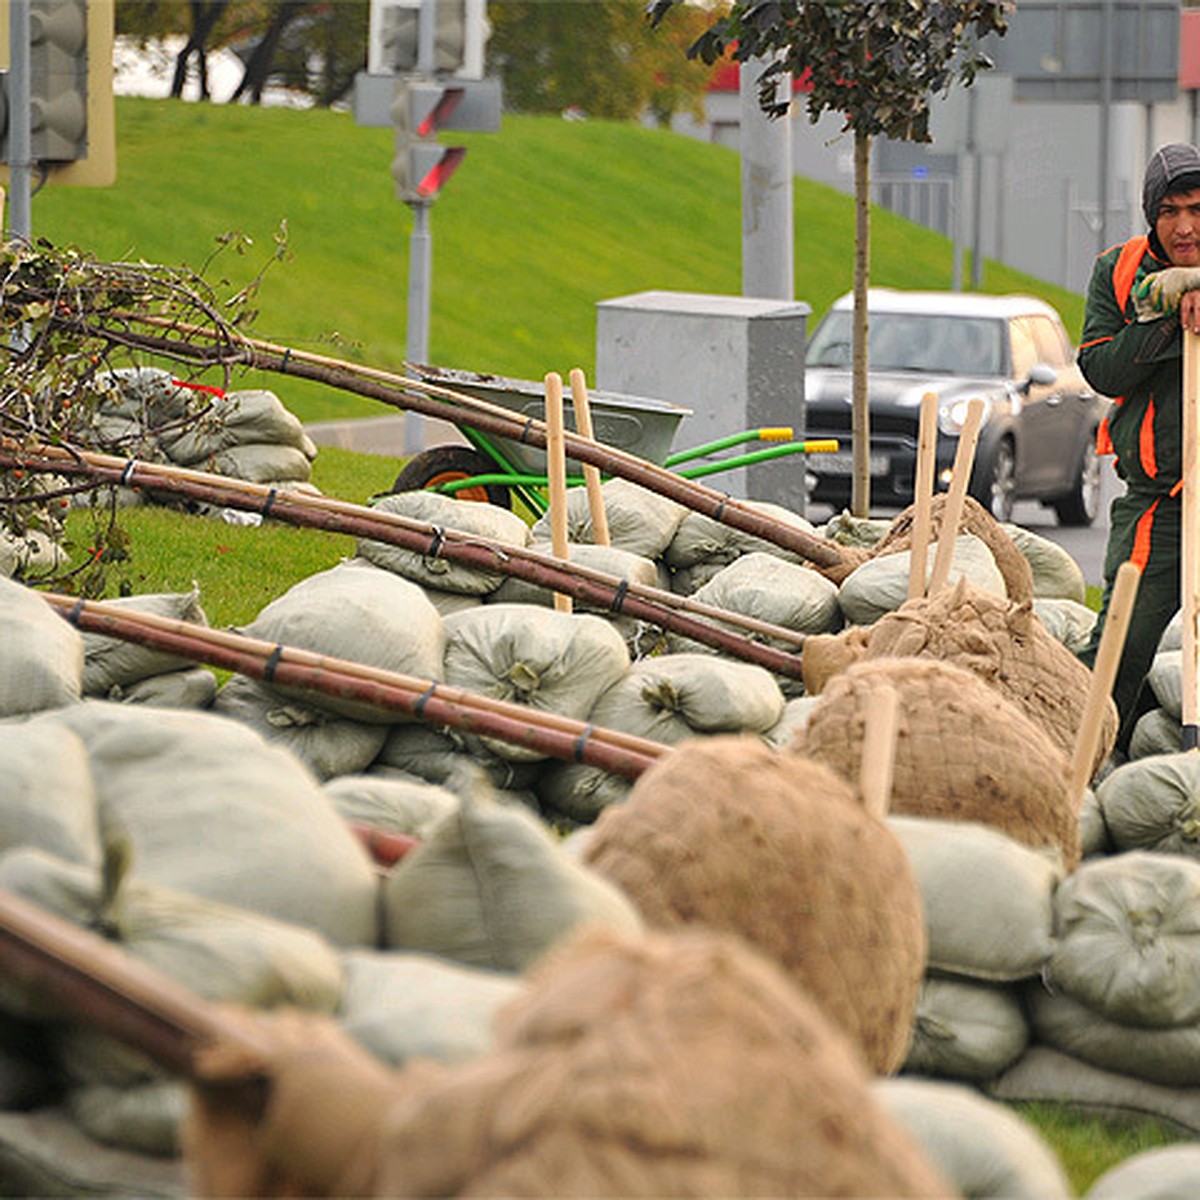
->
[[1144, 143, 1200, 226]]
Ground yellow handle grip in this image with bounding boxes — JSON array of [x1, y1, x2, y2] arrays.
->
[[756, 427, 795, 442], [800, 439, 840, 454]]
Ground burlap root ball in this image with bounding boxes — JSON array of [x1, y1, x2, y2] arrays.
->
[[802, 624, 872, 695], [581, 735, 926, 1074], [371, 927, 954, 1198], [863, 577, 1116, 779], [871, 493, 1034, 604], [793, 656, 1080, 869]]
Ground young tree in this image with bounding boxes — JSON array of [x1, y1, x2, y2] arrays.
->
[[650, 0, 1011, 515]]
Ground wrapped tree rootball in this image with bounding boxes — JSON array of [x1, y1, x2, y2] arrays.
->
[[582, 735, 926, 1074]]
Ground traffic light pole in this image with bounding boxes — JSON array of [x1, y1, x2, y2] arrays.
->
[[8, 0, 33, 239], [405, 198, 433, 454]]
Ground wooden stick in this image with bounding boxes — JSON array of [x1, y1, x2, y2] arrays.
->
[[1067, 561, 1140, 808], [544, 371, 572, 613], [1183, 330, 1200, 749], [569, 367, 611, 547], [858, 684, 899, 820], [927, 397, 984, 596], [907, 392, 939, 600]]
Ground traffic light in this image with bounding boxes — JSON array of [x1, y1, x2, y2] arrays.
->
[[391, 80, 466, 203], [368, 0, 488, 79], [0, 0, 115, 186]]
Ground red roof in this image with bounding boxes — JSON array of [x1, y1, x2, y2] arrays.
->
[[708, 61, 813, 94]]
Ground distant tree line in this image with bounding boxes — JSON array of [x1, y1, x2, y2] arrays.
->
[[115, 0, 721, 119]]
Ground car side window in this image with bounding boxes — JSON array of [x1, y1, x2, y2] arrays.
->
[[1030, 315, 1070, 369], [1009, 318, 1039, 382]]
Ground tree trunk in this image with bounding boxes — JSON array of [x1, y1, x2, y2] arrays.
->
[[171, 1, 229, 101], [850, 128, 872, 517], [230, 2, 310, 105]]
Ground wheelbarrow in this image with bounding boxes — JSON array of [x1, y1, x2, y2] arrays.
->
[[391, 366, 838, 517]]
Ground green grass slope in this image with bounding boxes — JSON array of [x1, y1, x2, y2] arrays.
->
[[33, 97, 1084, 423]]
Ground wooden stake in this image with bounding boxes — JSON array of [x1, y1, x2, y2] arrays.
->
[[1067, 561, 1140, 808], [859, 684, 899, 819], [907, 391, 939, 600], [927, 397, 984, 596], [544, 371, 572, 613], [569, 367, 611, 547], [1183, 330, 1200, 749]]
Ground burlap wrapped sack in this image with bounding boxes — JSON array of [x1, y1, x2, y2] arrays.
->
[[888, 816, 1061, 983], [1094, 752, 1200, 859], [795, 658, 1079, 869], [337, 949, 524, 1067], [801, 624, 872, 694], [0, 574, 83, 716], [31, 702, 379, 947], [442, 604, 630, 762], [874, 1077, 1071, 1200], [80, 590, 209, 695], [357, 490, 533, 595], [380, 781, 643, 971], [838, 533, 1006, 625], [0, 721, 101, 867], [530, 477, 687, 559], [904, 977, 1029, 1084], [238, 560, 445, 724], [583, 735, 926, 1073], [872, 493, 1034, 604], [1001, 522, 1087, 602], [1046, 851, 1200, 1029], [214, 674, 388, 782], [862, 578, 1116, 776], [1086, 1145, 1200, 1200], [366, 927, 953, 1198]]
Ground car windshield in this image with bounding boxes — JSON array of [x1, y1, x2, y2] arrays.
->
[[806, 311, 1005, 376]]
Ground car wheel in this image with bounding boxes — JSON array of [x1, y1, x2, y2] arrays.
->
[[1053, 433, 1100, 527], [974, 438, 1016, 524]]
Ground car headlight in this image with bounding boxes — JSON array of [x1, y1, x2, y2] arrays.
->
[[938, 395, 992, 436]]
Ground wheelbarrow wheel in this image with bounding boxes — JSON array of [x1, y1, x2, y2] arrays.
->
[[391, 446, 512, 508]]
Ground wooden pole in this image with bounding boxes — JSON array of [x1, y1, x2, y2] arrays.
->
[[569, 367, 611, 547], [858, 684, 899, 820], [927, 397, 984, 596], [544, 371, 572, 613], [1068, 561, 1140, 807], [907, 392, 939, 601], [1183, 330, 1200, 749]]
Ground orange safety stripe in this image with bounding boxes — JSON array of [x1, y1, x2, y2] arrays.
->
[[1130, 498, 1160, 571], [1139, 396, 1158, 479], [1095, 417, 1114, 455], [1112, 235, 1150, 311]]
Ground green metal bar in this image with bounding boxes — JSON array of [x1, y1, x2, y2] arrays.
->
[[674, 441, 819, 482], [664, 428, 790, 468], [459, 426, 548, 516]]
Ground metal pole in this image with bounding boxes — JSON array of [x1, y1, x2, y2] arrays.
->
[[739, 55, 794, 300], [1098, 0, 1113, 254], [8, 0, 32, 240]]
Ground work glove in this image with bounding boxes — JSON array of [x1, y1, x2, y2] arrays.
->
[[1132, 267, 1200, 321]]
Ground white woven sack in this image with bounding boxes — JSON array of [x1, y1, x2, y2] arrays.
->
[[239, 560, 445, 724], [1094, 753, 1200, 858], [372, 724, 543, 793], [0, 527, 69, 579], [357, 491, 532, 595], [68, 1080, 186, 1158], [1078, 789, 1115, 858], [904, 976, 1029, 1083], [159, 388, 311, 464], [1025, 984, 1200, 1087], [380, 788, 643, 971], [1046, 850, 1200, 1028], [664, 501, 819, 569], [109, 667, 218, 710], [31, 702, 379, 947], [887, 816, 1061, 982], [0, 722, 101, 867], [838, 534, 1005, 625], [490, 540, 659, 609], [322, 774, 460, 840], [1130, 708, 1183, 761], [442, 604, 630, 762], [1158, 609, 1183, 653], [94, 366, 192, 424], [530, 477, 687, 559], [0, 575, 83, 716], [874, 1077, 1072, 1200], [337, 949, 523, 1066], [81, 589, 209, 695], [534, 758, 633, 826], [1086, 1145, 1200, 1199], [1001, 523, 1087, 603], [1147, 649, 1182, 720], [214, 673, 388, 782], [820, 511, 892, 548], [1032, 597, 1097, 654]]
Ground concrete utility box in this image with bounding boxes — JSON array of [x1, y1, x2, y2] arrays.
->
[[595, 291, 810, 513]]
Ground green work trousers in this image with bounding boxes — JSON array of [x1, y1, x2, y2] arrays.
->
[[1078, 489, 1181, 752]]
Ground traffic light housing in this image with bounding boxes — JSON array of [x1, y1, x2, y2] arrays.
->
[[0, 0, 115, 186], [391, 80, 466, 203]]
